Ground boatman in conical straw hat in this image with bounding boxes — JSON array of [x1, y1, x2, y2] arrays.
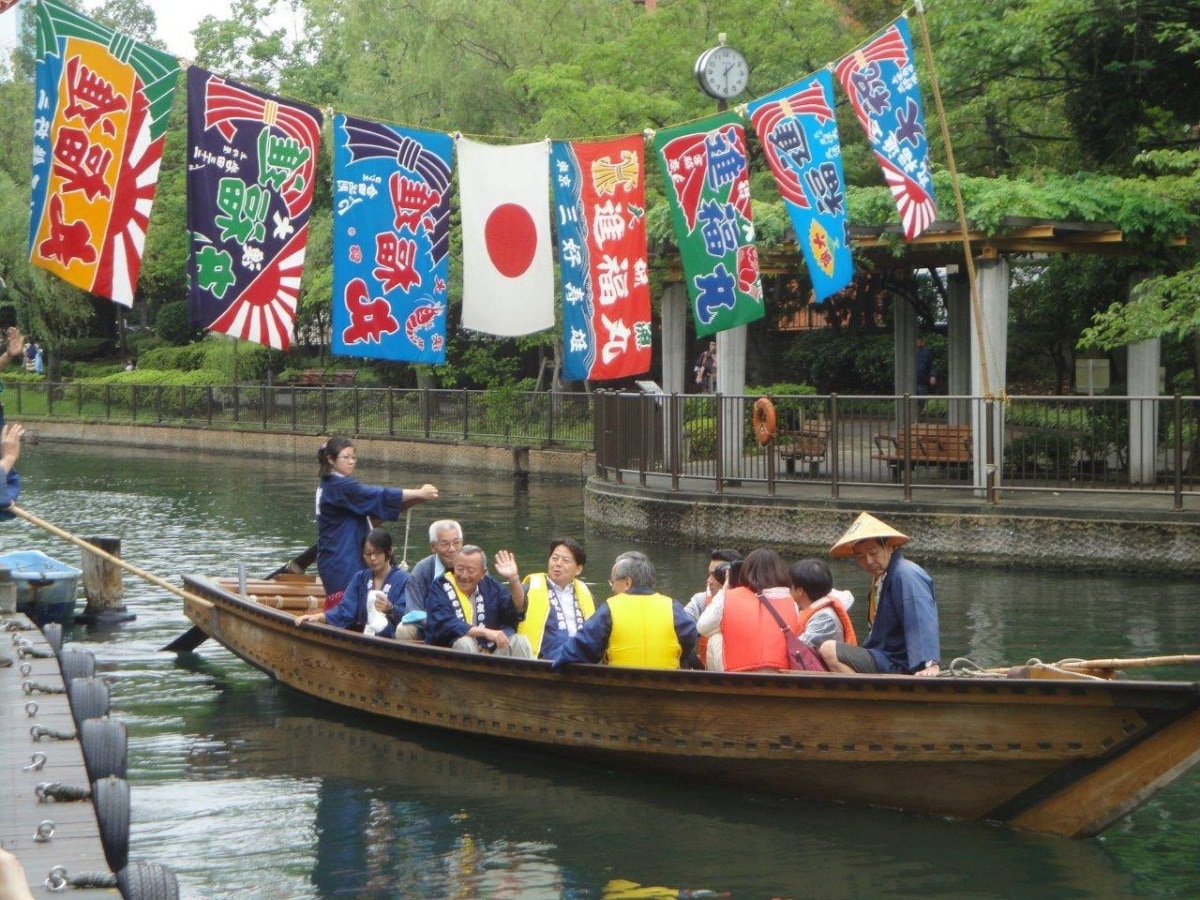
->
[[819, 512, 940, 677]]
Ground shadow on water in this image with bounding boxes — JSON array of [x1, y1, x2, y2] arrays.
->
[[6, 442, 1200, 897]]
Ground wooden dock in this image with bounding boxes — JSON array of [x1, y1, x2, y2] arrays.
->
[[1, 615, 118, 897]]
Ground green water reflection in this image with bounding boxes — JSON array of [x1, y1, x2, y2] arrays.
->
[[7, 443, 1199, 898]]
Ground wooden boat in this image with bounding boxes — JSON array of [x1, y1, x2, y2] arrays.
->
[[179, 573, 1200, 839]]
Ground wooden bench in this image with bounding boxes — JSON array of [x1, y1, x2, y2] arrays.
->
[[777, 420, 831, 475], [873, 423, 972, 481], [292, 369, 358, 387]]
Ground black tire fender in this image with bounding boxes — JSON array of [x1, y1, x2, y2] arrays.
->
[[117, 860, 179, 900], [92, 775, 130, 873], [80, 717, 128, 781], [59, 647, 96, 685], [42, 622, 63, 656], [68, 676, 110, 728]]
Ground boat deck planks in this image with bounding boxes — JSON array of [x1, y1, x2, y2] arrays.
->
[[0, 616, 119, 897]]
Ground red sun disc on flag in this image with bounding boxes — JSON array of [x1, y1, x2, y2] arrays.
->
[[484, 203, 537, 278]]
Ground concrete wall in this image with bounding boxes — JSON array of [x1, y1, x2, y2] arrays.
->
[[584, 479, 1200, 575], [27, 421, 593, 481]]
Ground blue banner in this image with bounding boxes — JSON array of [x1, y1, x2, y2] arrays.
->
[[331, 115, 453, 364], [748, 70, 853, 302]]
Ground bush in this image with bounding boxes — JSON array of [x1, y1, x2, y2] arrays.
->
[[684, 415, 716, 459], [155, 301, 203, 345]]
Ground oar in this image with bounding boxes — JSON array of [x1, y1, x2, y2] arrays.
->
[[8, 504, 234, 652], [1050, 655, 1200, 671], [161, 542, 318, 652]]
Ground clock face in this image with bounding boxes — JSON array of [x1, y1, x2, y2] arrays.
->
[[696, 46, 749, 100]]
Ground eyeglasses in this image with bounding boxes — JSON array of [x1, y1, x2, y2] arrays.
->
[[363, 549, 385, 558], [435, 539, 463, 551], [608, 575, 628, 587]]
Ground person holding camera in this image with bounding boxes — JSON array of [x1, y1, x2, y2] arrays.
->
[[696, 547, 800, 672]]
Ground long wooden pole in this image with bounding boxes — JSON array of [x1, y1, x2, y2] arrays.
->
[[11, 504, 199, 602], [1055, 655, 1200, 670]]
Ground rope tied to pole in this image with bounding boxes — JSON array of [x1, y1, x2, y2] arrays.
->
[[35, 782, 91, 802], [30, 724, 76, 742], [46, 866, 119, 892]]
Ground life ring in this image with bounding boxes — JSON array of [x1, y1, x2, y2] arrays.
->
[[752, 397, 777, 446]]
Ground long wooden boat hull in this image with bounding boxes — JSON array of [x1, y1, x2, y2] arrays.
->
[[181, 574, 1200, 838]]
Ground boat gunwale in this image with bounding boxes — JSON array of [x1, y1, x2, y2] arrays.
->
[[182, 573, 1200, 709]]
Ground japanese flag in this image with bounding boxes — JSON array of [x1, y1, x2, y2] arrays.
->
[[458, 137, 555, 336]]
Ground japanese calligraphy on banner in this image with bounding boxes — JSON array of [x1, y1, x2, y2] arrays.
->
[[29, 0, 180, 306], [835, 17, 937, 241], [458, 138, 555, 337], [331, 116, 453, 364], [653, 112, 763, 338], [748, 71, 853, 303], [550, 137, 651, 381], [186, 67, 322, 350]]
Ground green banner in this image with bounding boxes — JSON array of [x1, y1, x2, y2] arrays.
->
[[653, 111, 763, 337]]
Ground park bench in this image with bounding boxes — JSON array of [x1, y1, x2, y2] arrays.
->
[[777, 420, 831, 476], [292, 369, 358, 387], [873, 423, 972, 481]]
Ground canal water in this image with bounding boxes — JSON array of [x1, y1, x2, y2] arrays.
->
[[8, 442, 1200, 898]]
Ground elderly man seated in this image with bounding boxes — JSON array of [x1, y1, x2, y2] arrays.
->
[[424, 544, 532, 658], [552, 551, 698, 669]]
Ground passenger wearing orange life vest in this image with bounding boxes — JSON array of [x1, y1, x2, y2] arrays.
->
[[552, 551, 698, 670], [518, 537, 595, 660], [697, 548, 800, 672], [789, 558, 858, 649]]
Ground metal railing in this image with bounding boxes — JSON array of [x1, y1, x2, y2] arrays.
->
[[3, 381, 596, 449], [593, 390, 1200, 508]]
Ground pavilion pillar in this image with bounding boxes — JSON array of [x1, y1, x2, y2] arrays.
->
[[970, 257, 1010, 495], [661, 283, 688, 396], [716, 325, 748, 477], [946, 268, 972, 426], [893, 294, 917, 398], [1126, 337, 1160, 485]]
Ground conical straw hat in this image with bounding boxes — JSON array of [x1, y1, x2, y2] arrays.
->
[[829, 512, 909, 558]]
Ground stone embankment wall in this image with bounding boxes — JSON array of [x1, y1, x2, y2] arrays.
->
[[584, 479, 1200, 575], [28, 421, 591, 481]]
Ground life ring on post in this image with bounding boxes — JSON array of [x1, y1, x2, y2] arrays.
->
[[752, 397, 777, 446]]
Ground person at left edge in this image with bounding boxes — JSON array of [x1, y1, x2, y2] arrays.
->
[[519, 537, 595, 660], [0, 327, 26, 520], [296, 528, 409, 636], [315, 436, 438, 610]]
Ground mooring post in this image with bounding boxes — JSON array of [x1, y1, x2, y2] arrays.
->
[[81, 536, 134, 623]]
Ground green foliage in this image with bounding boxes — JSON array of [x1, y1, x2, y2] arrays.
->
[[155, 301, 202, 346], [777, 330, 895, 393], [683, 415, 716, 459]]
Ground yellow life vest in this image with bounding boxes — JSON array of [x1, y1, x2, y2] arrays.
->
[[519, 573, 595, 657], [606, 592, 681, 669]]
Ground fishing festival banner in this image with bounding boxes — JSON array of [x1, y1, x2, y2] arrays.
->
[[747, 70, 853, 303], [29, 0, 180, 306], [331, 116, 453, 364], [457, 137, 555, 337], [653, 112, 763, 338], [186, 67, 322, 350], [834, 17, 937, 241], [550, 136, 652, 381]]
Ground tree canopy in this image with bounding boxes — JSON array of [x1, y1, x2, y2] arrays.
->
[[1, 0, 1198, 385]]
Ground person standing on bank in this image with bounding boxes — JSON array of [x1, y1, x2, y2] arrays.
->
[[915, 336, 935, 410], [818, 512, 940, 676], [693, 340, 716, 393], [315, 436, 438, 610]]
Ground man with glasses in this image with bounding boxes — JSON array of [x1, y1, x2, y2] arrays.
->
[[396, 520, 463, 640], [552, 551, 698, 670]]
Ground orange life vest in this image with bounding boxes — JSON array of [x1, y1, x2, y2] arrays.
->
[[721, 586, 799, 672], [796, 594, 858, 646]]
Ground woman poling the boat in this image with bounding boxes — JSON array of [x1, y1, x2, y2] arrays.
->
[[296, 528, 410, 635], [518, 537, 595, 661], [315, 436, 438, 610], [697, 547, 805, 673]]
